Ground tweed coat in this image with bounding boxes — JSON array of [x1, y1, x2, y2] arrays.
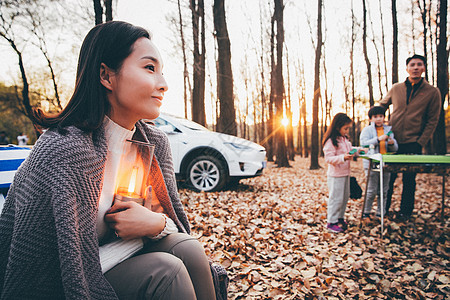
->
[[0, 120, 189, 299]]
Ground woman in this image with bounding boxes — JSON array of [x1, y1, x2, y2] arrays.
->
[[0, 21, 218, 300]]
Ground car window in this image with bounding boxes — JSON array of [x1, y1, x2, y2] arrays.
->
[[154, 117, 171, 128], [173, 117, 209, 131], [153, 117, 181, 133]]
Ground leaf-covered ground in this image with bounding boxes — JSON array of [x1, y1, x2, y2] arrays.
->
[[179, 156, 449, 299]]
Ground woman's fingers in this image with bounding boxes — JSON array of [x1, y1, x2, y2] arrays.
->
[[104, 200, 134, 223], [108, 199, 134, 213], [104, 203, 165, 239]]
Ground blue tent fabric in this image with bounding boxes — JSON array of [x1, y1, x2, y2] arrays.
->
[[0, 146, 31, 189]]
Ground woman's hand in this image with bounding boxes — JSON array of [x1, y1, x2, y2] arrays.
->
[[104, 201, 165, 240]]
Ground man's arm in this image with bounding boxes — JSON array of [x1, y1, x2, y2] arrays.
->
[[417, 88, 442, 147], [379, 87, 393, 109]]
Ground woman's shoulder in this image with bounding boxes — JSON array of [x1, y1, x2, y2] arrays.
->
[[31, 126, 104, 164], [35, 126, 91, 151], [137, 121, 170, 147], [138, 120, 166, 136]]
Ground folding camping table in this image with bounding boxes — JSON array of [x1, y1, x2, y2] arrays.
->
[[361, 154, 450, 237]]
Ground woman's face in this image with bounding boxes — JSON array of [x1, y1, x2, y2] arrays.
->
[[103, 37, 168, 130], [339, 123, 351, 137]]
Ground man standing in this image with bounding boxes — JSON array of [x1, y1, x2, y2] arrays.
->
[[380, 54, 441, 220]]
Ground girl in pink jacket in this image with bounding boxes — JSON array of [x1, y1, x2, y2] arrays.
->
[[322, 113, 356, 233]]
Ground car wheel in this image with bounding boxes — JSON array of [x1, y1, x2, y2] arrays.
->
[[186, 155, 227, 192]]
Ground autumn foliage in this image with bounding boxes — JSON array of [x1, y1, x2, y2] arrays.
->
[[180, 156, 449, 299]]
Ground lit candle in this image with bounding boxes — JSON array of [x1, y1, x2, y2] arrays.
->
[[114, 166, 144, 205]]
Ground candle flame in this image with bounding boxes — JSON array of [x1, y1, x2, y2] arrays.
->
[[128, 166, 139, 193]]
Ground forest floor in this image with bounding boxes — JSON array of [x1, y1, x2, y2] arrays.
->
[[179, 156, 449, 300]]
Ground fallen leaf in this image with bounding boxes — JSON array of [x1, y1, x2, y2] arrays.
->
[[438, 275, 449, 284], [179, 157, 449, 299], [301, 267, 316, 279]]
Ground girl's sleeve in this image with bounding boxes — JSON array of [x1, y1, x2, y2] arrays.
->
[[323, 139, 345, 166]]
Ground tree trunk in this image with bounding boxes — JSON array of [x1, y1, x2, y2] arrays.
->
[[297, 61, 307, 157], [260, 90, 266, 145], [302, 92, 308, 158], [411, 0, 416, 53], [392, 0, 398, 84], [0, 32, 37, 137], [242, 70, 249, 139], [266, 14, 276, 162], [350, 0, 356, 142], [428, 0, 435, 85], [273, 0, 289, 167], [418, 0, 429, 82], [297, 94, 302, 155], [285, 45, 294, 160], [27, 9, 62, 111], [93, 0, 102, 25], [258, 2, 266, 145], [44, 51, 61, 111], [362, 0, 374, 107], [177, 0, 190, 119], [253, 91, 257, 142], [190, 0, 206, 126], [322, 49, 331, 139], [104, 0, 112, 22], [433, 0, 447, 154], [214, 0, 236, 135], [310, 0, 322, 170], [297, 105, 303, 155], [93, 0, 112, 25], [378, 0, 389, 91], [368, 7, 385, 99]]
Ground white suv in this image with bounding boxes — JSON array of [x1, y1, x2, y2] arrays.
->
[[0, 115, 267, 196], [152, 113, 267, 192]]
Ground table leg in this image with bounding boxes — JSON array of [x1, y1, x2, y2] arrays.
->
[[380, 159, 384, 238], [360, 161, 372, 231], [442, 174, 446, 222]]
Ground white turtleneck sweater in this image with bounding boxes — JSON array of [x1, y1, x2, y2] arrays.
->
[[98, 117, 178, 273]]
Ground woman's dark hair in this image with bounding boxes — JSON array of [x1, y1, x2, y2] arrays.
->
[[322, 113, 352, 147], [33, 21, 151, 131]]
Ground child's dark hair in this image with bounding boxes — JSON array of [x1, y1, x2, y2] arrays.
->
[[322, 113, 352, 147], [406, 54, 426, 66], [368, 106, 386, 119]]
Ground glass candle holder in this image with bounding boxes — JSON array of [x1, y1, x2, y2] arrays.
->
[[114, 139, 155, 205]]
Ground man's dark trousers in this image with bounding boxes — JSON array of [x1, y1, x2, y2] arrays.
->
[[386, 142, 422, 216]]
